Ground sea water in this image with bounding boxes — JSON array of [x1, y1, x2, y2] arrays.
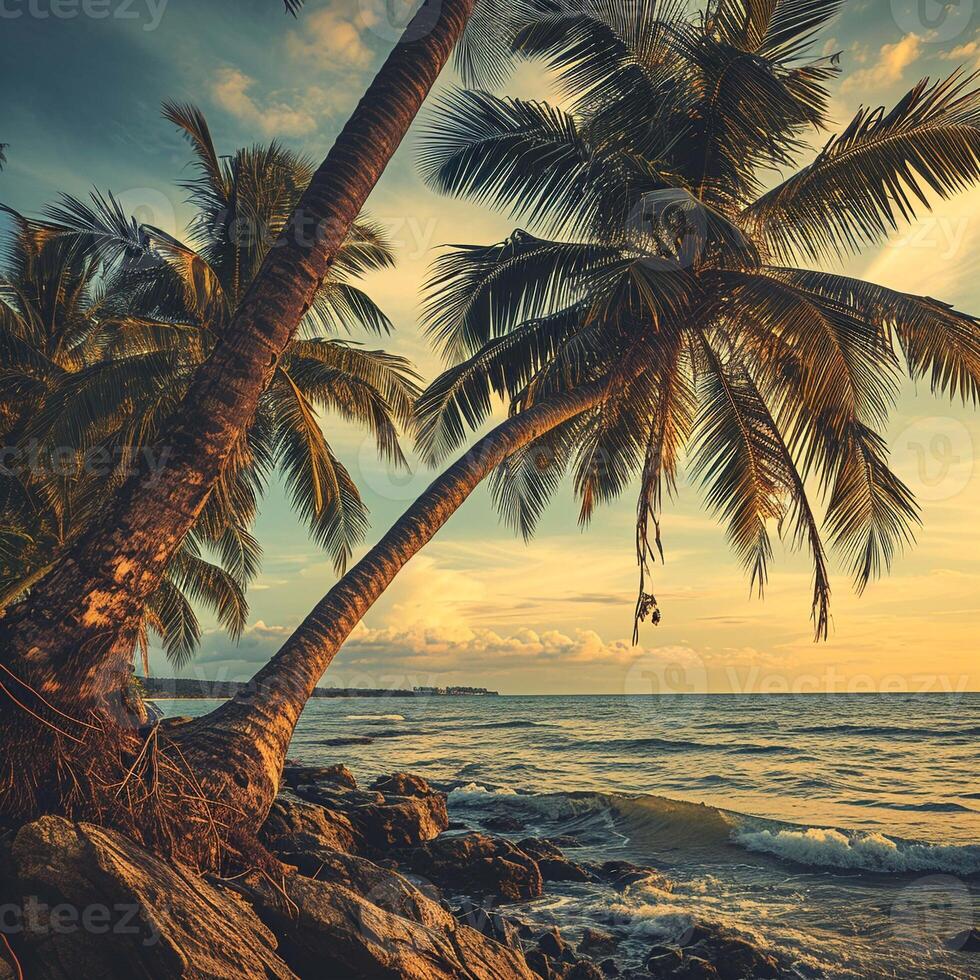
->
[[158, 693, 979, 978]]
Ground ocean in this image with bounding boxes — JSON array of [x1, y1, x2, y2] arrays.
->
[[158, 693, 979, 979]]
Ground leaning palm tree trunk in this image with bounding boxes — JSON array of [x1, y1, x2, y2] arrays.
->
[[0, 0, 475, 699], [172, 375, 620, 828]]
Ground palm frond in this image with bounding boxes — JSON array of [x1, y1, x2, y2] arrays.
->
[[423, 232, 617, 361], [512, 0, 686, 111], [713, 0, 844, 60], [419, 91, 631, 236], [773, 268, 980, 403], [490, 415, 584, 540], [691, 335, 787, 594], [825, 422, 920, 591], [146, 578, 201, 668], [274, 373, 369, 573], [745, 71, 980, 261], [415, 305, 592, 463], [167, 546, 248, 640]]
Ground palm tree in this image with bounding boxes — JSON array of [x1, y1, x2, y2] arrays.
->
[[0, 107, 418, 669], [0, 0, 482, 696], [164, 0, 980, 838], [0, 212, 248, 670]]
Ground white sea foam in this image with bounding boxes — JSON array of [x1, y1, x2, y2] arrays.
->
[[344, 714, 405, 721], [448, 782, 519, 802], [734, 825, 980, 874]]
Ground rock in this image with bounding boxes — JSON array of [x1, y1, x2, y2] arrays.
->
[[674, 957, 719, 979], [283, 762, 358, 790], [645, 945, 684, 976], [525, 948, 557, 979], [353, 793, 449, 850], [947, 927, 980, 952], [538, 857, 594, 883], [518, 838, 593, 883], [691, 934, 779, 979], [239, 868, 537, 979], [485, 815, 526, 833], [538, 927, 568, 959], [408, 833, 544, 903], [578, 928, 617, 955], [293, 847, 450, 929], [371, 772, 435, 797], [260, 795, 361, 855], [9, 816, 296, 979], [567, 963, 605, 980], [599, 958, 620, 977], [455, 901, 528, 950], [597, 861, 673, 893], [518, 838, 565, 861], [645, 929, 783, 980], [295, 783, 386, 809], [287, 773, 449, 852]]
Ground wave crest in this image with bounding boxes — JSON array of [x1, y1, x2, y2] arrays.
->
[[734, 825, 980, 875]]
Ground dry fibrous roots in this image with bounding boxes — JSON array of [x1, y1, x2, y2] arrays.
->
[[0, 678, 275, 876]]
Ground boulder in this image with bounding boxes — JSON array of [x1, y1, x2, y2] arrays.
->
[[947, 927, 980, 952], [286, 771, 449, 852], [454, 901, 528, 950], [8, 816, 296, 979], [687, 934, 779, 980], [408, 833, 544, 903], [282, 762, 358, 791], [352, 793, 449, 850], [518, 839, 593, 883], [596, 861, 674, 893], [260, 795, 361, 855], [371, 772, 436, 798], [578, 928, 617, 955], [289, 847, 450, 929], [566, 963, 605, 980], [644, 928, 783, 980], [239, 869, 537, 979]]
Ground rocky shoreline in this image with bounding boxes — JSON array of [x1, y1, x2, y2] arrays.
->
[[0, 763, 796, 979]]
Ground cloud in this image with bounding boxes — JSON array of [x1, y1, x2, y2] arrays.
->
[[285, 7, 378, 69], [342, 622, 644, 672], [195, 620, 292, 667], [211, 67, 317, 137], [940, 37, 980, 65], [841, 33, 922, 93]]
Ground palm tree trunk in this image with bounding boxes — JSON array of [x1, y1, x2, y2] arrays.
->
[[0, 0, 475, 699], [173, 376, 619, 829]]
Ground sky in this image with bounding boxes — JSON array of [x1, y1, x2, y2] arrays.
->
[[2, 0, 979, 694]]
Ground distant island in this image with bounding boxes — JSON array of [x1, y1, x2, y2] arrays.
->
[[137, 676, 498, 699]]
